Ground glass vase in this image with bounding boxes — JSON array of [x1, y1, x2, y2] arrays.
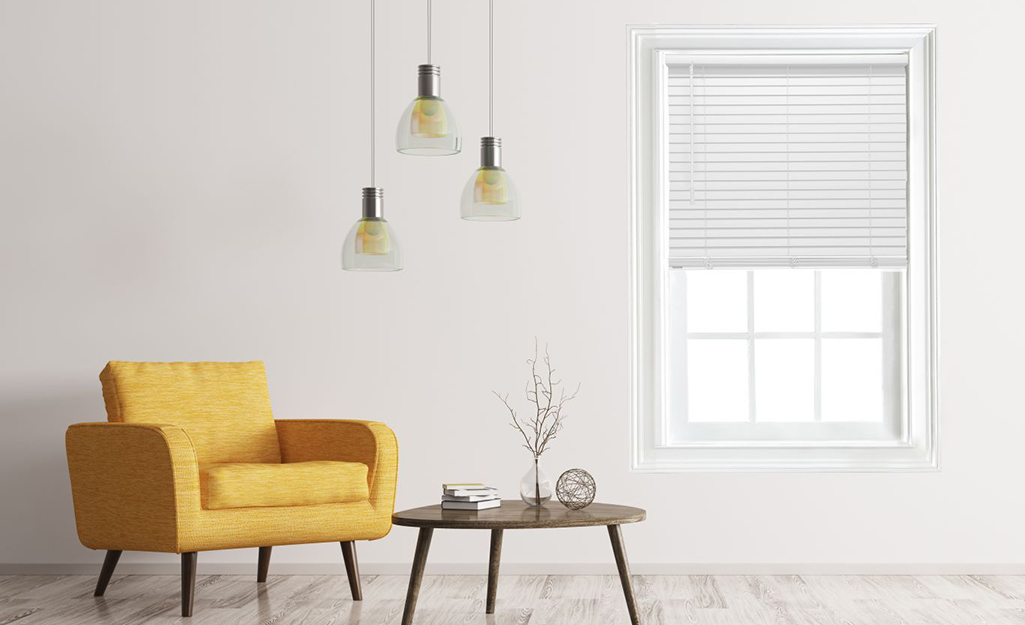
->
[[519, 458, 552, 507]]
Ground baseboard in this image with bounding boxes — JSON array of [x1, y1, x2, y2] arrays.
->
[[4, 563, 1025, 575]]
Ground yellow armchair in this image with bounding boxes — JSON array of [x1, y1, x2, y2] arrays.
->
[[65, 361, 399, 617]]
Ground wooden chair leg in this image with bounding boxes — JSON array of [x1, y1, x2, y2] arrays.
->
[[93, 550, 122, 597], [340, 541, 362, 601], [181, 552, 198, 617], [257, 547, 272, 583]]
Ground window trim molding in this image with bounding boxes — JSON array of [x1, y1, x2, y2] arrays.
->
[[628, 25, 938, 472]]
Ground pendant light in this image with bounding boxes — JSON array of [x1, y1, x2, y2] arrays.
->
[[395, 0, 461, 155], [342, 0, 402, 272], [460, 0, 520, 221]]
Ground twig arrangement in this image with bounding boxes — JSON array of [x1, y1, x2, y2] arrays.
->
[[493, 339, 580, 460]]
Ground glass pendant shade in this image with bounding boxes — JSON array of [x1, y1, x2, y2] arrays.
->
[[342, 188, 402, 271], [461, 137, 519, 221], [396, 65, 460, 156]]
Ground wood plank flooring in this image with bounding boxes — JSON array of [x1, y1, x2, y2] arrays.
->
[[2, 574, 1025, 624]]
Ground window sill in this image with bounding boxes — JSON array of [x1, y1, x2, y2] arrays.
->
[[632, 439, 939, 472]]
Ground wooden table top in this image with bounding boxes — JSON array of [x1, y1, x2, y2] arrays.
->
[[392, 500, 646, 530]]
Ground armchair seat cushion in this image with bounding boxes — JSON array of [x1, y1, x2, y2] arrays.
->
[[201, 461, 370, 510]]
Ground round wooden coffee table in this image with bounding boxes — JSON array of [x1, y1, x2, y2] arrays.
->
[[392, 500, 646, 625]]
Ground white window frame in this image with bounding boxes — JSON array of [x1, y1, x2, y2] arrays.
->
[[628, 26, 938, 471]]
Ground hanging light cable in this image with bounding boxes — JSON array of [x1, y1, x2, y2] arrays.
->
[[460, 0, 520, 221], [342, 0, 402, 271], [396, 0, 461, 155]]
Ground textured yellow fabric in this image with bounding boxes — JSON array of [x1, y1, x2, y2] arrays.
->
[[276, 420, 399, 522], [67, 416, 398, 553], [99, 361, 281, 465], [66, 422, 200, 554], [201, 461, 369, 510]]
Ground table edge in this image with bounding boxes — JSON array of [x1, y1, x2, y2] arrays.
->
[[391, 503, 647, 529]]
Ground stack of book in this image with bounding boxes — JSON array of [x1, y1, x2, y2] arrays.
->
[[441, 483, 501, 511]]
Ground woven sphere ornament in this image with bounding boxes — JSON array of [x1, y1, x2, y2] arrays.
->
[[556, 469, 596, 510]]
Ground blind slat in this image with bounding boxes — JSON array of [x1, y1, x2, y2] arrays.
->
[[667, 58, 908, 269]]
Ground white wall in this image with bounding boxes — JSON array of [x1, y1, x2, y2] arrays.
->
[[2, 0, 1024, 573]]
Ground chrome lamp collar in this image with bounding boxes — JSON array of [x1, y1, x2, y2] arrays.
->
[[361, 187, 385, 219], [480, 136, 502, 168], [417, 64, 442, 98]]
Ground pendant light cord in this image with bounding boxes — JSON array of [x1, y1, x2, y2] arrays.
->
[[489, 0, 494, 136], [427, 0, 432, 65], [370, 0, 375, 187]]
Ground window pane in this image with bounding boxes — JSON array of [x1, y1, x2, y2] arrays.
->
[[755, 339, 814, 422], [687, 339, 748, 422], [753, 270, 814, 332], [821, 338, 883, 422], [821, 270, 881, 332], [686, 270, 747, 332]]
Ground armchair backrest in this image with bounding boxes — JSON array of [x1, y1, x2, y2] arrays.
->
[[99, 361, 281, 465]]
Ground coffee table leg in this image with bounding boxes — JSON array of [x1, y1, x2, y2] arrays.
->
[[401, 527, 434, 625], [486, 528, 503, 614], [608, 524, 641, 625]]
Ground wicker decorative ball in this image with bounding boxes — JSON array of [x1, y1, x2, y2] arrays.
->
[[556, 469, 596, 510]]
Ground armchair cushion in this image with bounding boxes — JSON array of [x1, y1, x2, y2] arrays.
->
[[99, 361, 281, 465], [201, 461, 369, 510]]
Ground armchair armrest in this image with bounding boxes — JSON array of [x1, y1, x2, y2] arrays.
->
[[275, 420, 398, 518], [65, 422, 201, 553]]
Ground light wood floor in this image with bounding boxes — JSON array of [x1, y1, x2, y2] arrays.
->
[[3, 573, 1025, 625]]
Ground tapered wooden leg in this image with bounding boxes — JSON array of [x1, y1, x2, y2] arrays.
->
[[93, 550, 122, 597], [608, 525, 640, 625], [340, 541, 362, 601], [257, 547, 272, 583], [486, 529, 503, 614], [400, 527, 433, 625], [181, 552, 197, 617]]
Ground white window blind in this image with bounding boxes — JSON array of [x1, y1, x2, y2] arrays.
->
[[667, 54, 909, 269]]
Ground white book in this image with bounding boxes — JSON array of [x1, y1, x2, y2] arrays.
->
[[441, 498, 502, 511], [444, 486, 498, 497], [442, 493, 499, 502]]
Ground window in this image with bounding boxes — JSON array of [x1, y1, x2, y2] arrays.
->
[[629, 26, 937, 471], [671, 269, 902, 443]]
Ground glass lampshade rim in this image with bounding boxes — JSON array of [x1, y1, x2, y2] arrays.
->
[[397, 146, 461, 156], [460, 214, 521, 222], [341, 265, 403, 272]]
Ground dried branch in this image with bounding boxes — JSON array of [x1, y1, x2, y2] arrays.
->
[[493, 339, 579, 459], [493, 391, 534, 453]]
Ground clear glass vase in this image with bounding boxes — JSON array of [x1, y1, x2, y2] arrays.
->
[[519, 458, 552, 507]]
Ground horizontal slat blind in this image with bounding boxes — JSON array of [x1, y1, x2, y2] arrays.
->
[[667, 56, 909, 269]]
